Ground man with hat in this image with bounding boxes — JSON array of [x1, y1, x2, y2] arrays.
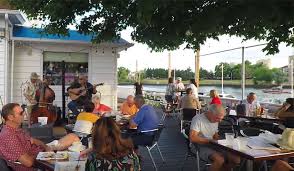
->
[[23, 72, 41, 118], [173, 77, 185, 103]]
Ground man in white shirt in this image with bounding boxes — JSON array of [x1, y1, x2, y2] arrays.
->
[[242, 92, 260, 116], [173, 77, 185, 103], [189, 104, 240, 171]]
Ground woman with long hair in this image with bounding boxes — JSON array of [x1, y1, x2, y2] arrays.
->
[[85, 117, 140, 171], [210, 89, 222, 105], [186, 79, 198, 99], [165, 77, 175, 104]]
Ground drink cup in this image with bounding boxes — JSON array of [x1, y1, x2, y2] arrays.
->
[[88, 137, 93, 149], [38, 117, 48, 126], [68, 152, 80, 161], [225, 133, 235, 146]]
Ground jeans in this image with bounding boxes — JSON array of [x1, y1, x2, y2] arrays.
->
[[68, 101, 79, 116]]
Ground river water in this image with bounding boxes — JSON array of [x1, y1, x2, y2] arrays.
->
[[118, 85, 293, 104]]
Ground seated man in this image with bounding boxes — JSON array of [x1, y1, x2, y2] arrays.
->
[[92, 95, 112, 115], [120, 95, 139, 115], [0, 103, 80, 171], [178, 88, 201, 110], [241, 92, 260, 116], [189, 104, 240, 171], [67, 75, 97, 116], [74, 102, 100, 135], [129, 95, 159, 150]]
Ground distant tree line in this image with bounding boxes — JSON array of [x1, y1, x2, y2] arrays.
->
[[118, 61, 288, 85]]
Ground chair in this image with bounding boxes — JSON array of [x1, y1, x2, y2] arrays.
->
[[218, 116, 238, 138], [0, 158, 12, 171], [141, 124, 165, 171], [180, 109, 197, 133], [181, 123, 210, 171], [236, 104, 246, 116]]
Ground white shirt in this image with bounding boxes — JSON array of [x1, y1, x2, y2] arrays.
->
[[174, 82, 185, 96], [190, 113, 218, 139], [23, 81, 38, 105], [241, 99, 260, 116], [187, 84, 198, 98]]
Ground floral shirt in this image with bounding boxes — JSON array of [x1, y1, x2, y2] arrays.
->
[[86, 151, 140, 171]]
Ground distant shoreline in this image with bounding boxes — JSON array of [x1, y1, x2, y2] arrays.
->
[[119, 79, 292, 89]]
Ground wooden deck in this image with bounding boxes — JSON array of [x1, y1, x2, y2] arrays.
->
[[139, 109, 196, 171]]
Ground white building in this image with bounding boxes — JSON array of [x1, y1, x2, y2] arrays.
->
[[0, 10, 133, 113], [256, 58, 272, 68]]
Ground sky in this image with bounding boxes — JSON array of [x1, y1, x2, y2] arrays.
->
[[118, 27, 294, 72], [24, 18, 294, 72]]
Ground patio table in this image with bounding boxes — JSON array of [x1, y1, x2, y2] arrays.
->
[[209, 137, 294, 171]]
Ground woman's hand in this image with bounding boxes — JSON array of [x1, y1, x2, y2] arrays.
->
[[79, 148, 92, 158]]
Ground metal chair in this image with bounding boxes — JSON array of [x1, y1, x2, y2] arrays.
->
[[180, 109, 197, 133], [181, 123, 210, 171], [141, 124, 165, 171]]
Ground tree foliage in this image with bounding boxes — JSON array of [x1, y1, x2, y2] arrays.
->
[[118, 67, 130, 82], [8, 0, 294, 54]]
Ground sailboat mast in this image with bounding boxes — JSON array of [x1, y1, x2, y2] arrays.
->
[[221, 63, 224, 94]]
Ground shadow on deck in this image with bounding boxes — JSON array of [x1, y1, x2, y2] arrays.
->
[[139, 109, 196, 171]]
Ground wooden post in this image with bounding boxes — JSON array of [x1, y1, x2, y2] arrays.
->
[[168, 52, 171, 78], [195, 49, 200, 87]]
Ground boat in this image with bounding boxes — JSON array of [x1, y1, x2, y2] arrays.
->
[[262, 86, 291, 94]]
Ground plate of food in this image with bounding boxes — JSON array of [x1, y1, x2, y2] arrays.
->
[[36, 152, 55, 160], [36, 151, 68, 160], [55, 151, 68, 160]]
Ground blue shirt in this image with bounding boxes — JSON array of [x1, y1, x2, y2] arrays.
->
[[132, 105, 159, 133]]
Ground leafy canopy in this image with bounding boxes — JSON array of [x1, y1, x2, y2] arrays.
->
[[8, 0, 294, 54]]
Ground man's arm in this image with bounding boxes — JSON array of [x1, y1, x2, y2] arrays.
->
[[18, 153, 35, 167], [30, 138, 51, 151], [129, 119, 138, 129], [189, 130, 210, 144]]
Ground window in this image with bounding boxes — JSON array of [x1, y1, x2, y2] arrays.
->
[[43, 52, 88, 85]]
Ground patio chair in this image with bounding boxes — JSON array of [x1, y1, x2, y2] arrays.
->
[[181, 123, 211, 171], [0, 158, 12, 171], [180, 109, 198, 133], [141, 123, 165, 171]]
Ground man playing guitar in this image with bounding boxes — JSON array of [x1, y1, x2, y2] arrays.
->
[[67, 75, 99, 116]]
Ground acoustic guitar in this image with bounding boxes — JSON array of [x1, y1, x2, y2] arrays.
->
[[68, 83, 104, 101]]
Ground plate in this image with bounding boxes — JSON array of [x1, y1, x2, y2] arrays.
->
[[36, 152, 55, 160]]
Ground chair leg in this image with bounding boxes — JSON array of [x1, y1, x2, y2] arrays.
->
[[180, 120, 183, 133], [196, 150, 200, 171], [161, 113, 166, 123], [147, 147, 157, 171], [156, 144, 165, 163]]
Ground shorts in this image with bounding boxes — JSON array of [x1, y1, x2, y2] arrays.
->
[[195, 144, 228, 162]]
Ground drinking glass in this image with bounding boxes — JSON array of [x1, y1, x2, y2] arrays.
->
[[225, 133, 235, 146]]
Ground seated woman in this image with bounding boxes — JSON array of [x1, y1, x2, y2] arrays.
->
[[92, 95, 112, 115], [73, 102, 100, 135], [178, 88, 201, 110], [274, 98, 294, 128], [82, 117, 140, 171], [210, 89, 222, 105]]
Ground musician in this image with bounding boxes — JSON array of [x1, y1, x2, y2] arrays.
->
[[67, 75, 97, 116], [23, 72, 41, 115]]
